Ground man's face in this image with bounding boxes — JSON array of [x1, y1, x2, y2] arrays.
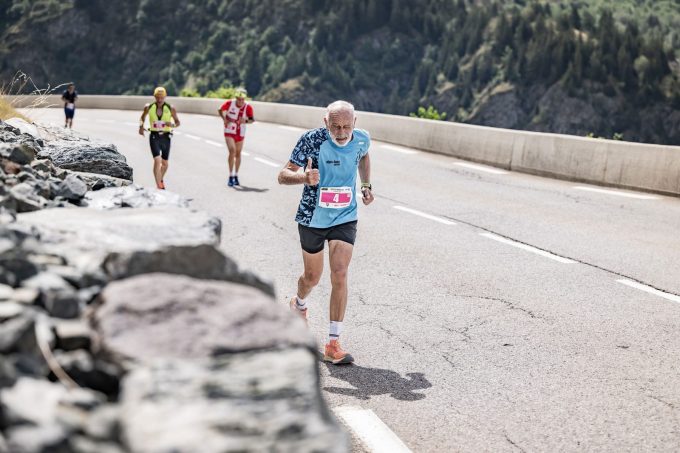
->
[[324, 111, 355, 146], [155, 93, 165, 103], [235, 95, 245, 106], [68, 85, 74, 93]]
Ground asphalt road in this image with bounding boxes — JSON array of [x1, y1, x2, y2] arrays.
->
[[29, 108, 680, 452]]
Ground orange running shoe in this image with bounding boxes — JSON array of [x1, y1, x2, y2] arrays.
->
[[157, 180, 165, 190], [324, 339, 354, 365], [289, 297, 308, 326]]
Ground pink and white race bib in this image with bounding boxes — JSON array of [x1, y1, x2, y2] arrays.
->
[[152, 121, 167, 129], [319, 187, 352, 208]]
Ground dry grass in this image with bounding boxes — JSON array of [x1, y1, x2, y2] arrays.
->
[[1, 70, 67, 123], [0, 96, 31, 122]]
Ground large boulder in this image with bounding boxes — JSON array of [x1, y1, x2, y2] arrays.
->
[[94, 273, 345, 453], [39, 141, 133, 181], [94, 273, 311, 362]]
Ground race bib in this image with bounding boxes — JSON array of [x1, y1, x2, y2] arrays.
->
[[66, 103, 75, 110], [319, 187, 352, 209], [152, 121, 167, 129], [224, 122, 237, 134]]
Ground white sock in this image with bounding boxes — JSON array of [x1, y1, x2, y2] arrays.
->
[[230, 171, 236, 177], [329, 321, 342, 342], [295, 295, 307, 311]]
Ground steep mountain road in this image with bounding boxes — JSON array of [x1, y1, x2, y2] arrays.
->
[[28, 108, 680, 452]]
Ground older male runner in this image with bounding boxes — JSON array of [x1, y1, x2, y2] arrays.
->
[[138, 86, 180, 189], [278, 100, 374, 364]]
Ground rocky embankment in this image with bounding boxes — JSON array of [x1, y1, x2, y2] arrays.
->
[[0, 119, 346, 452]]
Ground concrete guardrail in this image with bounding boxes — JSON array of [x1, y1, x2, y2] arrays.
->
[[8, 94, 680, 196]]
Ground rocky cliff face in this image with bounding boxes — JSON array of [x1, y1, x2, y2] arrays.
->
[[0, 119, 347, 453]]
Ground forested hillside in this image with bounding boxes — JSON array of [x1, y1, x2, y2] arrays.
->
[[1, 0, 679, 144]]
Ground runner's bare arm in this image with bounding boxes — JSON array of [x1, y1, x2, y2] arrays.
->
[[138, 105, 150, 136], [171, 106, 180, 127], [358, 153, 374, 205], [278, 158, 319, 185]]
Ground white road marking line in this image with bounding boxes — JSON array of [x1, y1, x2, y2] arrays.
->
[[124, 121, 138, 126], [242, 151, 251, 156], [573, 186, 658, 200], [454, 162, 508, 175], [184, 134, 201, 140], [173, 131, 181, 135], [334, 406, 412, 453], [254, 157, 279, 167], [381, 144, 418, 155], [480, 232, 576, 264], [616, 279, 680, 304], [393, 206, 456, 225], [204, 139, 223, 147], [278, 125, 305, 132]]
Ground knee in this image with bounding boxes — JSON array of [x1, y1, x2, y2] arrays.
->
[[330, 267, 348, 285], [301, 271, 322, 287], [161, 160, 169, 169]]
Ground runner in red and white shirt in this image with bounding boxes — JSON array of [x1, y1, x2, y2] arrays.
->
[[218, 88, 254, 187]]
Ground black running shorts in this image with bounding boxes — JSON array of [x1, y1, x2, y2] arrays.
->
[[149, 132, 171, 160], [298, 221, 358, 254]]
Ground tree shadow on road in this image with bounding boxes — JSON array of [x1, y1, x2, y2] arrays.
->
[[232, 185, 269, 193], [322, 363, 431, 401]]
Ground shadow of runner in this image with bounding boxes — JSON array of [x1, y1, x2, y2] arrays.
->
[[323, 363, 431, 401], [232, 185, 269, 193]]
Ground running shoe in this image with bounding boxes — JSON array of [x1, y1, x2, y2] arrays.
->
[[228, 176, 235, 187], [233, 175, 240, 186], [324, 339, 354, 365], [159, 180, 165, 190], [289, 297, 308, 326]]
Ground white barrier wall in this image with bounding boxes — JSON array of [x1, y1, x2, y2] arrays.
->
[[8, 94, 680, 196]]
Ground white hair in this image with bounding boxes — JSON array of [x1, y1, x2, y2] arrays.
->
[[325, 100, 355, 119]]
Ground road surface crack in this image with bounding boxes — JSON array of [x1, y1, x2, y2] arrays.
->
[[504, 432, 527, 453]]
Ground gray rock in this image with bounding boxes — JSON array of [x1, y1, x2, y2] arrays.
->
[[5, 424, 70, 453], [69, 171, 131, 191], [0, 353, 48, 388], [9, 182, 47, 212], [0, 206, 16, 223], [22, 272, 80, 318], [0, 377, 104, 429], [83, 404, 120, 440], [119, 350, 347, 453], [83, 185, 188, 210], [0, 310, 36, 354], [0, 302, 24, 320], [0, 283, 14, 300], [53, 319, 91, 350], [0, 144, 36, 165], [69, 436, 125, 453], [10, 287, 40, 305], [0, 378, 65, 426], [95, 273, 312, 363], [55, 174, 87, 202], [40, 141, 133, 181], [53, 350, 121, 398], [4, 118, 40, 140], [0, 432, 7, 453]]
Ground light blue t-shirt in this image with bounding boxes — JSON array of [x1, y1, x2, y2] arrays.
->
[[289, 127, 370, 228]]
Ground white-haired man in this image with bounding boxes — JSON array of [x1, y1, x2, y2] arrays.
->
[[277, 100, 374, 364]]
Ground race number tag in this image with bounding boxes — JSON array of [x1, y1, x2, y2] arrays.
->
[[319, 187, 352, 209], [66, 103, 75, 110], [224, 122, 237, 134], [152, 121, 166, 129]]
